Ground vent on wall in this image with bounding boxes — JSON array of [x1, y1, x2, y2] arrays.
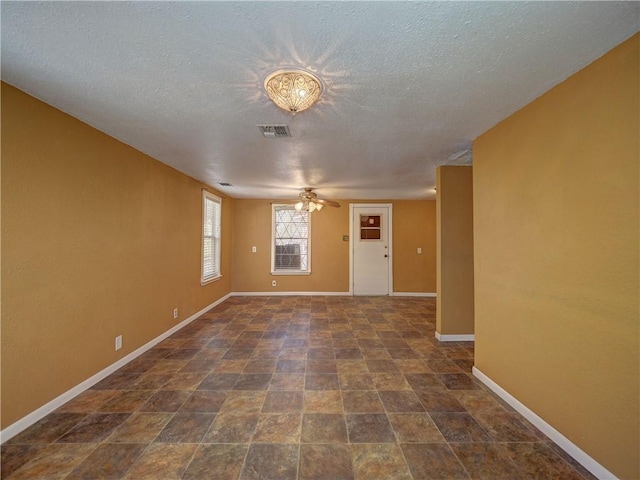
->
[[258, 124, 291, 138]]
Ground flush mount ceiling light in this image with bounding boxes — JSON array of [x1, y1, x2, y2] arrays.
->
[[264, 69, 322, 114]]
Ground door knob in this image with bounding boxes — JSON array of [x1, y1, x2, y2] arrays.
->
[[384, 254, 388, 258]]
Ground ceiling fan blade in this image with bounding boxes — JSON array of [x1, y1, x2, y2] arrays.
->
[[315, 198, 341, 208]]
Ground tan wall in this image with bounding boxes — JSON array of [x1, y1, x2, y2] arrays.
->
[[1, 83, 233, 428], [436, 166, 474, 335], [231, 199, 436, 293], [473, 34, 639, 479], [392, 200, 436, 293]]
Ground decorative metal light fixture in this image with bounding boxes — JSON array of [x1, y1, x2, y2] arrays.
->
[[264, 69, 322, 114], [295, 199, 323, 212], [293, 188, 340, 213]]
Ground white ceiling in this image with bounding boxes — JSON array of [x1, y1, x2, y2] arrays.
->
[[2, 2, 638, 200]]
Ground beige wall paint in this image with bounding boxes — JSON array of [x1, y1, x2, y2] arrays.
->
[[392, 200, 436, 294], [473, 34, 639, 479], [1, 83, 233, 428], [231, 199, 436, 294], [436, 166, 474, 336]]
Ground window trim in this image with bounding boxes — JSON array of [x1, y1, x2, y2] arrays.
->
[[201, 190, 222, 285], [271, 204, 311, 276]]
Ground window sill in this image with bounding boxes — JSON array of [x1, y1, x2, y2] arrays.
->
[[271, 271, 311, 276], [201, 274, 222, 286]]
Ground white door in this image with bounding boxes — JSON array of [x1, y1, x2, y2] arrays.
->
[[351, 205, 392, 295]]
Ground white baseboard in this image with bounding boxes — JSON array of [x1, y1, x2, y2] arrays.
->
[[472, 366, 617, 480], [435, 332, 475, 342], [0, 293, 231, 444], [230, 291, 351, 297], [392, 292, 437, 297]]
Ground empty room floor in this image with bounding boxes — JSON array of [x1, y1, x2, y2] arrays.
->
[[2, 296, 595, 479]]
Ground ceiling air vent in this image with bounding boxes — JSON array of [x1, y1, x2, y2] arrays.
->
[[258, 124, 291, 138]]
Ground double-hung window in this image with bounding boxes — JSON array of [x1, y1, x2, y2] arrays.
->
[[201, 190, 222, 284], [271, 204, 310, 275]]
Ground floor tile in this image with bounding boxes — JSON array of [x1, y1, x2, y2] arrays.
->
[[56, 413, 130, 443], [338, 373, 375, 390], [6, 443, 97, 480], [65, 443, 146, 480], [346, 414, 395, 443], [127, 372, 173, 390], [91, 373, 141, 390], [107, 412, 172, 443], [240, 444, 298, 480], [244, 359, 277, 373], [451, 442, 523, 479], [233, 374, 272, 390], [388, 413, 446, 443], [276, 359, 306, 373], [473, 411, 545, 442], [416, 389, 467, 412], [262, 391, 303, 413], [365, 359, 400, 373], [124, 443, 197, 479], [379, 390, 425, 412], [301, 414, 348, 443], [97, 390, 155, 413], [394, 359, 432, 373], [303, 390, 343, 413], [336, 360, 369, 374], [253, 413, 302, 443], [55, 390, 117, 413], [196, 373, 239, 390], [404, 373, 446, 390], [154, 413, 215, 443], [305, 373, 340, 390], [342, 391, 384, 413], [401, 443, 470, 480], [372, 373, 412, 390], [437, 373, 481, 390], [203, 413, 260, 443], [450, 390, 510, 415], [138, 390, 191, 413], [7, 414, 87, 445], [219, 391, 266, 414], [183, 444, 248, 480], [270, 373, 305, 390], [179, 390, 227, 413], [162, 372, 208, 390], [1, 444, 48, 478], [306, 359, 338, 373], [351, 443, 413, 480], [504, 442, 586, 480], [430, 412, 492, 443], [299, 444, 354, 480]]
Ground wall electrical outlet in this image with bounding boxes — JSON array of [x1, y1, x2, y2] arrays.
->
[[115, 335, 123, 351], [173, 308, 178, 319], [417, 247, 423, 254], [252, 246, 257, 253], [271, 280, 277, 287]]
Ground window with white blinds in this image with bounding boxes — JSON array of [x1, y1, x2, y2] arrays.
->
[[201, 191, 222, 284], [271, 204, 311, 275]]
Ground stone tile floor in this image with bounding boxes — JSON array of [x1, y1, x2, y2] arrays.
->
[[2, 296, 596, 479]]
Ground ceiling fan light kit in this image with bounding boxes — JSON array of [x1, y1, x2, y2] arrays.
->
[[294, 188, 340, 213], [264, 68, 322, 114]]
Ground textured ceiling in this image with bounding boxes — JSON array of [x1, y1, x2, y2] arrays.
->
[[2, 2, 638, 200]]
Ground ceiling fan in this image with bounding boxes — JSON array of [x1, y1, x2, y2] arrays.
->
[[294, 188, 341, 212]]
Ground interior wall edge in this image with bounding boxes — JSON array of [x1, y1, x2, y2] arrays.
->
[[473, 366, 618, 480], [435, 333, 475, 342], [0, 293, 231, 445]]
